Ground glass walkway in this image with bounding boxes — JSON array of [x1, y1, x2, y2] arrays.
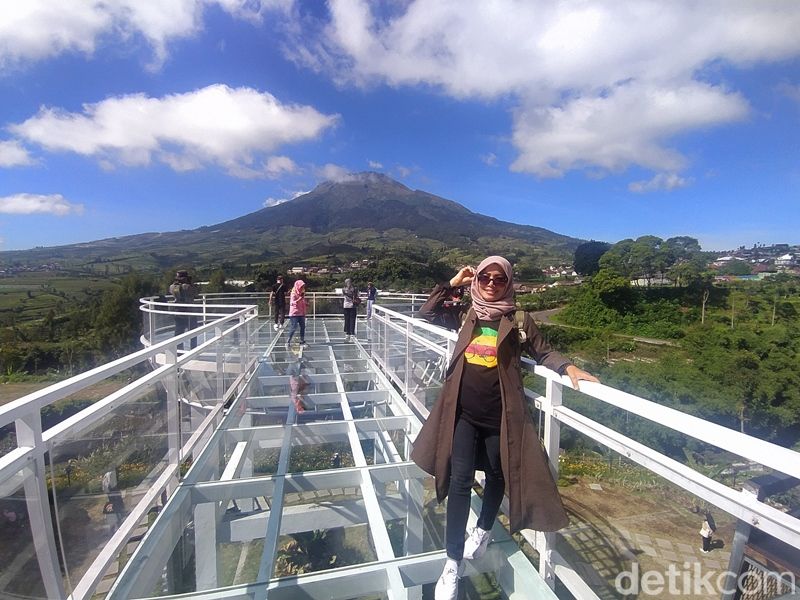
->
[[0, 293, 798, 599]]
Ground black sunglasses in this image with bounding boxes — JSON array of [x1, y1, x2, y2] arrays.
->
[[477, 274, 508, 286]]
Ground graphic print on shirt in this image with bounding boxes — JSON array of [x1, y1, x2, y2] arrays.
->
[[464, 326, 498, 368]]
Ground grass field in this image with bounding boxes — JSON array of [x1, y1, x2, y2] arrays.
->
[[0, 272, 114, 324]]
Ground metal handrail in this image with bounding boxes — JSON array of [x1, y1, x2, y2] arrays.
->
[[2, 295, 798, 600]]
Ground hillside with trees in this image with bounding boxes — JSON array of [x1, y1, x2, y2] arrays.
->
[[548, 236, 800, 452]]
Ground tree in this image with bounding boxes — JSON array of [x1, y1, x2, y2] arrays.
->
[[514, 258, 544, 281], [667, 261, 700, 288], [717, 260, 752, 276], [574, 241, 611, 276], [664, 236, 701, 261], [629, 235, 669, 287], [93, 274, 160, 356], [599, 235, 688, 287], [598, 239, 635, 279], [206, 269, 229, 293], [591, 268, 634, 310]]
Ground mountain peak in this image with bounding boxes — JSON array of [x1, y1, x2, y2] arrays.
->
[[311, 171, 410, 193]]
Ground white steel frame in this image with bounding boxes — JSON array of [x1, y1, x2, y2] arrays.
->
[[0, 295, 797, 600]]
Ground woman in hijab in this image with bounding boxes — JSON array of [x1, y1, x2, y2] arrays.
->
[[412, 256, 598, 600], [286, 279, 307, 348], [342, 278, 359, 342]]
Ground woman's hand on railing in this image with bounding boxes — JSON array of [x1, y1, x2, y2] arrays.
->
[[565, 364, 599, 390]]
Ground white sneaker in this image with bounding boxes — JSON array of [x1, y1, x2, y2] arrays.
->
[[463, 526, 491, 560], [434, 559, 461, 600], [273, 323, 279, 331]]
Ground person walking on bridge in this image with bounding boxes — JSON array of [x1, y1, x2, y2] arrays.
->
[[342, 278, 359, 341], [286, 279, 307, 348], [270, 275, 288, 331]]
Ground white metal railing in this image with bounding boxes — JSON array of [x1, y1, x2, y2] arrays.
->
[[0, 304, 260, 600], [1, 294, 798, 600], [139, 292, 429, 348], [364, 303, 800, 600]]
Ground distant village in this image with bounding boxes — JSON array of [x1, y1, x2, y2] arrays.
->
[[1, 244, 798, 288], [710, 243, 799, 276]]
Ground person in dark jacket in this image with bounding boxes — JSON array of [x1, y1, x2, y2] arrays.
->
[[411, 256, 598, 600], [418, 284, 467, 331], [270, 275, 288, 331], [366, 281, 378, 319], [169, 269, 199, 350]]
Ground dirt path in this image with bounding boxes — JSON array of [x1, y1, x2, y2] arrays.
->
[[559, 479, 735, 599], [1, 380, 127, 406], [0, 382, 53, 405]]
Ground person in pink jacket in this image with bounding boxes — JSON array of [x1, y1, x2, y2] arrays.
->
[[286, 279, 307, 347]]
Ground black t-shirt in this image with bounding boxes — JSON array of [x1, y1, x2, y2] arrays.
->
[[459, 319, 502, 431], [272, 282, 287, 305]]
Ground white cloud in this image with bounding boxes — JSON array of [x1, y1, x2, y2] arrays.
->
[[11, 84, 338, 178], [628, 173, 692, 194], [0, 193, 84, 216], [368, 160, 383, 169], [0, 0, 286, 71], [265, 155, 299, 178], [510, 81, 748, 177], [0, 140, 35, 167], [291, 0, 800, 180], [777, 82, 800, 105], [315, 163, 350, 181], [480, 152, 497, 166], [394, 165, 412, 178], [263, 188, 309, 207]]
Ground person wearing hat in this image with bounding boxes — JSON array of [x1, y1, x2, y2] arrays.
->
[[169, 269, 199, 349]]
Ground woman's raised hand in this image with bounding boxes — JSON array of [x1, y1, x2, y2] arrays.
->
[[449, 266, 476, 288]]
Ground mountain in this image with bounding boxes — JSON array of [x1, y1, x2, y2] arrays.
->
[[0, 172, 583, 272]]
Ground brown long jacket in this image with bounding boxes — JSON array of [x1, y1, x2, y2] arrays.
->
[[410, 290, 570, 533]]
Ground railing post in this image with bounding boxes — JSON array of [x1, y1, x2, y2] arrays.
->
[[405, 321, 411, 397], [721, 487, 759, 600], [538, 375, 563, 590], [147, 300, 154, 346], [383, 315, 389, 377], [165, 346, 181, 491], [239, 316, 247, 375], [215, 325, 225, 402], [446, 339, 456, 366], [17, 413, 66, 599]]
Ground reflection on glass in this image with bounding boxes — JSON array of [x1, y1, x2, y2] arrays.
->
[[48, 387, 169, 587], [0, 480, 47, 599]]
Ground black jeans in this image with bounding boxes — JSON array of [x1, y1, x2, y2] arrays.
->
[[174, 315, 198, 349], [343, 307, 357, 335], [445, 417, 505, 561], [274, 303, 286, 325]]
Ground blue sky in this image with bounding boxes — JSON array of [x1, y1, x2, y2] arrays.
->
[[0, 1, 798, 252]]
